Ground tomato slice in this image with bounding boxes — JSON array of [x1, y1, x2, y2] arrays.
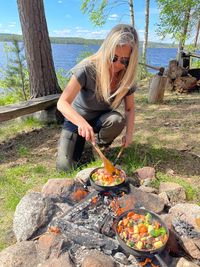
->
[[127, 211, 135, 218], [138, 224, 148, 234]]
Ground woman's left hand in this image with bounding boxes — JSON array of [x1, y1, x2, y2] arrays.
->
[[122, 134, 133, 148]]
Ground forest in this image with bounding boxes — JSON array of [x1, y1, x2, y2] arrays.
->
[[0, 33, 178, 48]]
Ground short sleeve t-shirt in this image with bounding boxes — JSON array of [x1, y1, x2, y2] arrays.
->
[[70, 65, 136, 121]]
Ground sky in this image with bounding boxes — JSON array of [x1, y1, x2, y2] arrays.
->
[[0, 0, 168, 43]]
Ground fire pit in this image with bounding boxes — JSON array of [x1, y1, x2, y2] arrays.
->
[[10, 167, 200, 267], [49, 177, 174, 267]]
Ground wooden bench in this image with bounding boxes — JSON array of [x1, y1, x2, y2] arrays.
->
[[0, 94, 61, 123]]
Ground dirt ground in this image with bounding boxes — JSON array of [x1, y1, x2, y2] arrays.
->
[[0, 79, 200, 251], [1, 80, 200, 180]]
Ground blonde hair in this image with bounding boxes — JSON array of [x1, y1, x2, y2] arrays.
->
[[73, 24, 139, 109]]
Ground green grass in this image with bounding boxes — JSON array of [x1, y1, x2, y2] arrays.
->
[[152, 173, 200, 202], [0, 157, 100, 212], [0, 117, 45, 143], [0, 93, 18, 106], [0, 82, 200, 251]]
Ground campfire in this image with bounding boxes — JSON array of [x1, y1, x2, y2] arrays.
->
[[47, 178, 178, 267], [8, 167, 200, 267]]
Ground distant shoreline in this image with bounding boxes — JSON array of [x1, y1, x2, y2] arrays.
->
[[0, 33, 178, 49]]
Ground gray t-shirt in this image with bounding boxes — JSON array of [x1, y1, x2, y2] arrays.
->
[[71, 65, 136, 121]]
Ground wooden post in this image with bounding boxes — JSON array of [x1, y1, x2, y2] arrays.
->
[[148, 75, 168, 103]]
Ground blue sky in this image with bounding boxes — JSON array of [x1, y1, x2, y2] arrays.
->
[[0, 0, 167, 43]]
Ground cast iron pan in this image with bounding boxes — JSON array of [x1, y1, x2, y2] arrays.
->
[[89, 167, 127, 192], [114, 208, 169, 267]]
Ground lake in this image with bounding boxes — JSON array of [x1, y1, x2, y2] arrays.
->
[[0, 41, 178, 78], [50, 43, 178, 72]]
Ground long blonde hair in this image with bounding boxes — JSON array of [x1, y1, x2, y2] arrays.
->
[[74, 24, 139, 109]]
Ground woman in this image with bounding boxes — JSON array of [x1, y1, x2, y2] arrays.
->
[[56, 24, 139, 172]]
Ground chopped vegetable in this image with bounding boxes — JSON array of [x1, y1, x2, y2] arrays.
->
[[117, 211, 168, 251], [91, 168, 125, 186]]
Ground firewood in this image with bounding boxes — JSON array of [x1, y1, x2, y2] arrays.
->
[[148, 74, 168, 103], [173, 76, 197, 93], [165, 60, 187, 80]]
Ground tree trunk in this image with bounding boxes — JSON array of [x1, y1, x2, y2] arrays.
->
[[178, 6, 191, 52], [148, 74, 168, 103], [129, 0, 135, 28], [194, 18, 200, 49], [142, 0, 150, 64], [17, 0, 61, 98]]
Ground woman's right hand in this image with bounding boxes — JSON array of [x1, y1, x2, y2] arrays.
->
[[78, 121, 95, 144]]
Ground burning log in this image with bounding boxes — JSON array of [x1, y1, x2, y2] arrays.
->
[[51, 219, 119, 252], [70, 188, 88, 202]]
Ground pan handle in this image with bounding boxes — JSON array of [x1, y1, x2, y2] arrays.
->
[[154, 253, 168, 267], [113, 147, 124, 166]]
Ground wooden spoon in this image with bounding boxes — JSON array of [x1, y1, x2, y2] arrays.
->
[[93, 144, 116, 174]]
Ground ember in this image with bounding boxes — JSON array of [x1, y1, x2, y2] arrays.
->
[[48, 226, 61, 234], [110, 198, 126, 216], [91, 195, 98, 204], [9, 168, 200, 267], [45, 176, 199, 267], [139, 258, 159, 267], [70, 188, 88, 201]]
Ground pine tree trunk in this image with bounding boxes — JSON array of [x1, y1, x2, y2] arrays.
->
[[17, 0, 61, 98]]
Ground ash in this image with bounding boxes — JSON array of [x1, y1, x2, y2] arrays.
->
[[172, 217, 200, 239]]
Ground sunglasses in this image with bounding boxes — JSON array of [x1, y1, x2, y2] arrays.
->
[[111, 55, 129, 67]]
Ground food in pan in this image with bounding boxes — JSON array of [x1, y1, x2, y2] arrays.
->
[[91, 168, 125, 186], [117, 211, 168, 251]]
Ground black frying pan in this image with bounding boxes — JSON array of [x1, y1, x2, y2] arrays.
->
[[114, 208, 169, 267], [89, 167, 127, 192]]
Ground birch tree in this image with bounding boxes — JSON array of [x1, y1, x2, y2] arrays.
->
[[81, 0, 135, 28], [194, 18, 200, 49], [142, 0, 150, 64], [156, 0, 200, 52]]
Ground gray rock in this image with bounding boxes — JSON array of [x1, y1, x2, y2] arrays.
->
[[13, 192, 56, 241], [159, 182, 186, 204], [0, 241, 39, 267], [81, 250, 116, 267], [120, 185, 165, 213], [41, 178, 74, 198], [180, 237, 200, 260], [169, 203, 200, 232], [139, 185, 158, 194], [135, 166, 156, 181], [38, 252, 74, 267], [114, 252, 129, 265], [75, 167, 97, 183], [176, 257, 199, 267], [158, 192, 170, 206]]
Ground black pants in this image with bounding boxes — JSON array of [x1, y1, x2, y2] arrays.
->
[[56, 111, 125, 172]]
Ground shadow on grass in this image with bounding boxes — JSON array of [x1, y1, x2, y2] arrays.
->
[[98, 142, 200, 178], [0, 127, 199, 178]]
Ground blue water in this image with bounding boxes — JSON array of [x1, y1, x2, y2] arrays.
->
[[0, 41, 178, 85], [50, 43, 177, 72]]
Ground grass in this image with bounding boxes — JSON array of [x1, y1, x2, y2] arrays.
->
[[0, 117, 45, 143], [152, 173, 200, 202], [0, 78, 200, 250]]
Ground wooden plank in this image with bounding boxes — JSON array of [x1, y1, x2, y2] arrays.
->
[[188, 52, 200, 59], [0, 94, 60, 122]]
